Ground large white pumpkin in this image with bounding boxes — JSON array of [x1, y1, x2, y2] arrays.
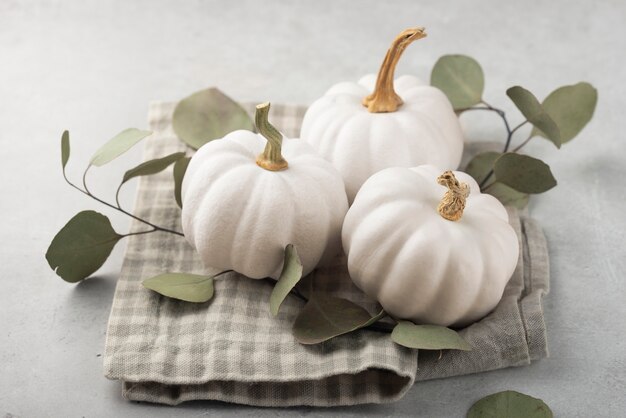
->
[[342, 165, 519, 327], [181, 103, 349, 279], [300, 27, 464, 202]]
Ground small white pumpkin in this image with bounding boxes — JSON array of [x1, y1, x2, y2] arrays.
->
[[342, 165, 519, 327], [300, 27, 464, 202], [181, 103, 349, 279]]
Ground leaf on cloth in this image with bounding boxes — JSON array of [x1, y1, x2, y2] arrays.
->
[[467, 390, 553, 418], [293, 296, 385, 344], [391, 321, 471, 351], [485, 182, 529, 209], [269, 244, 303, 316], [465, 151, 501, 186], [431, 54, 485, 109], [46, 210, 122, 283], [173, 156, 191, 208], [532, 82, 597, 145], [89, 128, 152, 167], [172, 87, 254, 149], [494, 153, 557, 194], [121, 152, 185, 185], [142, 273, 215, 303], [506, 86, 561, 148]]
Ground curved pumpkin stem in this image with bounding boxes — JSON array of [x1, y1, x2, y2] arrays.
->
[[255, 102, 288, 171], [362, 27, 427, 113], [437, 171, 470, 221]]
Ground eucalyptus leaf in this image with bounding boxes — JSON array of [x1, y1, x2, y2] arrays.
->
[[173, 156, 191, 208], [486, 182, 529, 209], [61, 130, 70, 170], [431, 54, 485, 109], [532, 82, 597, 144], [293, 296, 383, 344], [90, 128, 152, 167], [121, 152, 185, 185], [494, 153, 557, 194], [142, 273, 214, 303], [269, 244, 303, 316], [391, 321, 471, 351], [45, 210, 122, 283], [467, 390, 553, 418], [173, 87, 254, 149], [465, 151, 501, 186], [506, 86, 561, 148]]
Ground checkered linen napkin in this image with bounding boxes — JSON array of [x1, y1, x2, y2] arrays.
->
[[103, 101, 550, 407]]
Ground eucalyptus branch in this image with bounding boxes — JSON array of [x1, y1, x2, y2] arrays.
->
[[462, 101, 531, 189], [511, 134, 533, 153], [262, 277, 396, 334], [65, 165, 184, 237]]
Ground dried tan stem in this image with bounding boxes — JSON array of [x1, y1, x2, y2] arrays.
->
[[437, 171, 470, 221], [362, 27, 427, 113], [255, 102, 288, 171]]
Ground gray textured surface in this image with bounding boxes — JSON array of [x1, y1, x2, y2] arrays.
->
[[0, 0, 624, 416]]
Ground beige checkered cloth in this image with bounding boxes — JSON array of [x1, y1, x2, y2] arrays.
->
[[103, 102, 550, 406]]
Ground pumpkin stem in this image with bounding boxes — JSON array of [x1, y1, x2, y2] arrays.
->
[[362, 27, 427, 113], [255, 102, 288, 171], [437, 170, 470, 221]]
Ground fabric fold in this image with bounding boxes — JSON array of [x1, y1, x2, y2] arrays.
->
[[103, 102, 549, 407]]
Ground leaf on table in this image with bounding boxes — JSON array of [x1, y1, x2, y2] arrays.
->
[[467, 390, 553, 418], [465, 151, 501, 186], [142, 273, 215, 303], [506, 86, 561, 148], [121, 152, 186, 185], [431, 54, 485, 110], [61, 130, 70, 171], [173, 156, 191, 208], [90, 128, 152, 167], [269, 244, 304, 316], [45, 210, 122, 283], [173, 87, 254, 149], [531, 82, 598, 144], [391, 321, 471, 351], [494, 153, 557, 194], [292, 295, 384, 344], [485, 182, 529, 209]]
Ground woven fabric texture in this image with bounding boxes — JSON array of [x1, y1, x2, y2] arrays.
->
[[103, 102, 549, 407]]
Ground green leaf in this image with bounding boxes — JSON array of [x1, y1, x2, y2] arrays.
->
[[467, 390, 553, 418], [142, 273, 215, 303], [486, 182, 529, 209], [465, 151, 501, 186], [532, 82, 598, 144], [391, 321, 471, 351], [269, 244, 304, 316], [173, 156, 191, 208], [431, 54, 485, 109], [61, 130, 70, 170], [45, 210, 122, 283], [173, 87, 254, 149], [121, 152, 185, 185], [90, 128, 152, 167], [293, 296, 385, 344], [494, 153, 557, 194], [506, 86, 561, 148]]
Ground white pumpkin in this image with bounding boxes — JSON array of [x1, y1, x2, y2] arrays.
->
[[300, 27, 464, 202], [181, 103, 349, 279], [342, 165, 519, 327]]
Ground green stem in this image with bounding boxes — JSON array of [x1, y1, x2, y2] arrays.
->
[[511, 134, 533, 152], [255, 102, 288, 171], [65, 165, 184, 236]]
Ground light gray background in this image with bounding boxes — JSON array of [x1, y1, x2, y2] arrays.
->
[[1, 1, 624, 416]]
